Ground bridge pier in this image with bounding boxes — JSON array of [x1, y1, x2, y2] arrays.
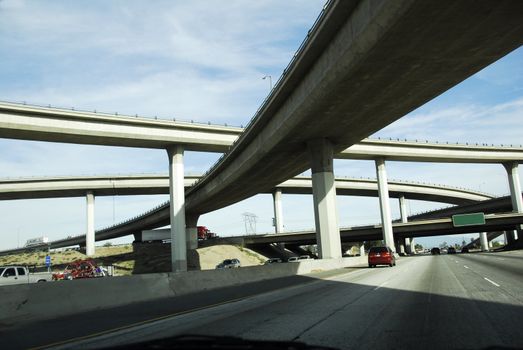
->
[[167, 145, 187, 272], [479, 232, 488, 251], [186, 215, 199, 250], [398, 196, 414, 254], [86, 191, 95, 257], [396, 239, 406, 255], [359, 243, 365, 257], [504, 162, 522, 243], [273, 188, 284, 234], [308, 139, 341, 259], [375, 158, 395, 253]]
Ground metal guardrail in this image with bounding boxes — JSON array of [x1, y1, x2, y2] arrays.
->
[[0, 100, 245, 129]]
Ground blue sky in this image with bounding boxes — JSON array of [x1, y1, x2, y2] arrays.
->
[[0, 1, 522, 251]]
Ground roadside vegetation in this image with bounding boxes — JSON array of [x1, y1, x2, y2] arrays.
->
[[0, 243, 267, 276]]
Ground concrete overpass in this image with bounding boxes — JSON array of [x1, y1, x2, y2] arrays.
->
[[2, 102, 523, 164], [0, 174, 495, 255], [173, 0, 523, 270], [233, 212, 523, 246], [0, 174, 492, 204], [2, 1, 523, 270]]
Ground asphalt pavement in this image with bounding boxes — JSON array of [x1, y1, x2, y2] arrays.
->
[[4, 251, 522, 350]]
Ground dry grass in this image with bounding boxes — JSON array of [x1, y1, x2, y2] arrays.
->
[[0, 243, 267, 275]]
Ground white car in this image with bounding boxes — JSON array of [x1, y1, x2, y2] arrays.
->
[[0, 266, 53, 286], [216, 259, 241, 269]]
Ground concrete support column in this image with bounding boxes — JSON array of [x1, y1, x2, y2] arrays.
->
[[405, 237, 412, 254], [479, 232, 489, 252], [396, 239, 406, 255], [488, 240, 493, 249], [359, 244, 365, 257], [308, 139, 341, 259], [273, 188, 284, 234], [86, 191, 95, 257], [375, 158, 395, 253], [399, 196, 412, 254], [504, 162, 522, 243], [186, 215, 200, 250], [167, 145, 187, 272]]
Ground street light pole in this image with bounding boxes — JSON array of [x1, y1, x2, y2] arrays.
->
[[262, 75, 272, 91]]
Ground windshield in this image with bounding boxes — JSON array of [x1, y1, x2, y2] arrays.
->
[[0, 2, 521, 350]]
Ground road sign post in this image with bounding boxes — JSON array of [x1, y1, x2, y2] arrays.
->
[[45, 255, 51, 272], [452, 213, 485, 227]]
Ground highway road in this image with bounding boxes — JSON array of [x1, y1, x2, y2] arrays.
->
[[2, 251, 522, 349], [44, 251, 523, 350]]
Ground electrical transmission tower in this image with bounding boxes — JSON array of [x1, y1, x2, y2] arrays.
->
[[242, 212, 258, 235]]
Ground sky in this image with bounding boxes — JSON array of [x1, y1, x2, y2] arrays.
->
[[0, 0, 522, 251]]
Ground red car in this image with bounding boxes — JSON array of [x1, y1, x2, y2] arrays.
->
[[52, 259, 101, 280], [368, 246, 396, 267]]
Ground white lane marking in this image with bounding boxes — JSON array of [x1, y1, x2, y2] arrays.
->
[[373, 281, 388, 291], [498, 258, 505, 261], [464, 265, 469, 269], [484, 277, 500, 287], [455, 261, 459, 263]]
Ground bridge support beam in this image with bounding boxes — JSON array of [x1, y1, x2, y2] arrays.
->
[[273, 188, 284, 234], [167, 145, 187, 272], [396, 239, 406, 255], [504, 162, 522, 243], [479, 232, 488, 251], [86, 191, 95, 257], [186, 215, 199, 250], [308, 139, 341, 259], [359, 243, 365, 257], [398, 196, 414, 254], [376, 158, 395, 253]]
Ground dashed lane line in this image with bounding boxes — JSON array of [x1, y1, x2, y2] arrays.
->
[[373, 281, 388, 291], [484, 277, 500, 287]]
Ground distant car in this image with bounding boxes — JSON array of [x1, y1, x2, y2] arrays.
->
[[264, 258, 282, 265], [448, 247, 456, 254], [461, 247, 469, 253], [215, 259, 241, 269], [287, 257, 299, 262], [431, 247, 441, 255], [368, 246, 396, 268]]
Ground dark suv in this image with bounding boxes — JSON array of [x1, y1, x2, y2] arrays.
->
[[431, 247, 441, 255]]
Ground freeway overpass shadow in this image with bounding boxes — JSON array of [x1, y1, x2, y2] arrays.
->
[[2, 262, 522, 350], [128, 242, 201, 274], [88, 243, 202, 275]]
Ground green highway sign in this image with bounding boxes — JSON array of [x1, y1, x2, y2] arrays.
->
[[452, 213, 485, 227]]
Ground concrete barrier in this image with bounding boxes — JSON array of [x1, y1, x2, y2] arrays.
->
[[0, 256, 366, 326]]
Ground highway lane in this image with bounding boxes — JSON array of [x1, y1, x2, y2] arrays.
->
[[53, 252, 523, 350]]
